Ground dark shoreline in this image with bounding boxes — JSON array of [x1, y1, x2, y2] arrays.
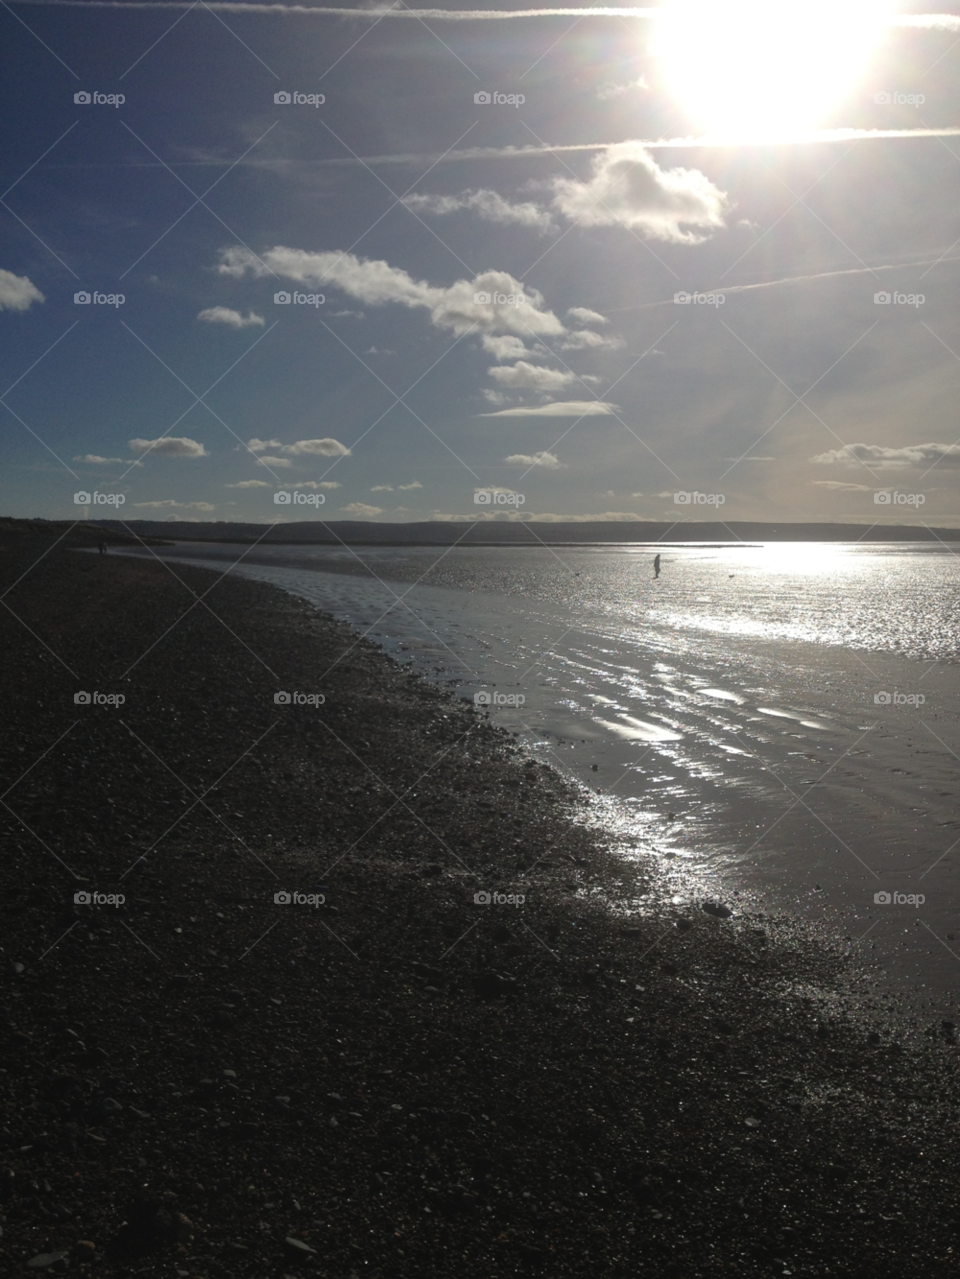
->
[[2, 532, 958, 1278], [87, 516, 960, 545]]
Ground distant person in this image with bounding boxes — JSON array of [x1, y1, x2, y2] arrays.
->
[[98, 540, 106, 555], [653, 553, 661, 579]]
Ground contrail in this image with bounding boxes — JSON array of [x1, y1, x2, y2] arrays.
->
[[606, 255, 960, 312], [10, 2, 660, 14], [10, 0, 960, 26], [39, 127, 960, 173]]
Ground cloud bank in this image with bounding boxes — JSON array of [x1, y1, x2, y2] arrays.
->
[[812, 443, 960, 469], [218, 247, 565, 338]]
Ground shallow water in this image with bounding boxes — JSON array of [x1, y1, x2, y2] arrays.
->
[[114, 540, 960, 1008]]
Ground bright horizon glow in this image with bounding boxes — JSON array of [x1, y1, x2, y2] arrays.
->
[[654, 0, 895, 141]]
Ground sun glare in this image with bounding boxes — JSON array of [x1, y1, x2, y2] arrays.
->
[[653, 0, 894, 141]]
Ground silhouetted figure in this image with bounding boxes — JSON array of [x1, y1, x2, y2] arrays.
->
[[653, 553, 661, 579], [98, 540, 106, 555]]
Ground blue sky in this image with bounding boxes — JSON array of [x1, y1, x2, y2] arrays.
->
[[3, 1, 960, 525]]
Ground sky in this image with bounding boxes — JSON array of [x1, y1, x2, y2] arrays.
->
[[2, 0, 960, 526]]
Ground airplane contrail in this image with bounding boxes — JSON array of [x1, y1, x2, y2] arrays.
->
[[39, 127, 960, 173], [10, 0, 960, 26], [8, 2, 661, 14], [606, 255, 960, 311]]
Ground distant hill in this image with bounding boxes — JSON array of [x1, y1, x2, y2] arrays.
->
[[89, 518, 960, 545], [0, 517, 169, 548]]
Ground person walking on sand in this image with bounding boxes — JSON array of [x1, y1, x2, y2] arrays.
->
[[98, 540, 107, 555], [653, 553, 661, 579]]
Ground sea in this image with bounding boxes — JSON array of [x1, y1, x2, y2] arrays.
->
[[114, 539, 960, 1009]]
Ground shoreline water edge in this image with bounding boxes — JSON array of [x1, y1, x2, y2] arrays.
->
[[2, 528, 959, 1278]]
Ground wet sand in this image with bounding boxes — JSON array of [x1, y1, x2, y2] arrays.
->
[[1, 530, 959, 1278]]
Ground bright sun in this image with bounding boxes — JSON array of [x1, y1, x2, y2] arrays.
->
[[653, 0, 894, 141]]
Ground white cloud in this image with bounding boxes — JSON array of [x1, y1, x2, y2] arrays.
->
[[480, 400, 619, 417], [129, 436, 208, 458], [559, 329, 624, 350], [811, 442, 960, 469], [504, 451, 562, 468], [481, 334, 544, 361], [811, 480, 872, 491], [567, 307, 608, 326], [256, 456, 293, 467], [365, 346, 396, 355], [371, 484, 394, 492], [286, 438, 351, 456], [291, 480, 339, 489], [550, 142, 729, 243], [197, 306, 265, 328], [217, 246, 565, 338], [134, 500, 216, 510], [402, 189, 556, 233], [0, 268, 44, 312], [318, 481, 342, 489], [73, 454, 122, 464], [488, 361, 583, 392], [341, 502, 383, 517], [897, 14, 960, 29], [225, 479, 271, 488], [398, 481, 423, 490], [596, 77, 649, 101], [247, 436, 351, 457]]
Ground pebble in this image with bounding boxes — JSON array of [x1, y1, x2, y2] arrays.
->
[[283, 1236, 318, 1256], [27, 1251, 70, 1269], [701, 901, 733, 919]]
